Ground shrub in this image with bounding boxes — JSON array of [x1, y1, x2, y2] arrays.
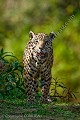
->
[[0, 48, 25, 99]]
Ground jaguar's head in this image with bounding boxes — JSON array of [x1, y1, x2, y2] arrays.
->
[[29, 31, 55, 59]]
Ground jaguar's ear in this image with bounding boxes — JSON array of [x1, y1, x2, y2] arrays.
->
[[49, 32, 55, 40], [29, 31, 35, 38]]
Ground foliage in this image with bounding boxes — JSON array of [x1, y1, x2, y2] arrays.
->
[[50, 77, 78, 102], [0, 49, 24, 99]]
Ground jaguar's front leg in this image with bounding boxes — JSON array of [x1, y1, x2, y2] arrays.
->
[[24, 68, 38, 103], [41, 70, 52, 103], [24, 78, 35, 103]]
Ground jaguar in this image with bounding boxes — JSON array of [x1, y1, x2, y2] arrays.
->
[[23, 31, 55, 103]]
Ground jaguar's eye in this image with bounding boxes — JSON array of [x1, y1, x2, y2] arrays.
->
[[35, 40, 38, 43]]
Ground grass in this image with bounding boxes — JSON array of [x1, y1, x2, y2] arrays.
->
[[0, 99, 80, 120]]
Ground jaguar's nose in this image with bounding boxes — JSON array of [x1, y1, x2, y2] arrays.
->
[[39, 48, 45, 53]]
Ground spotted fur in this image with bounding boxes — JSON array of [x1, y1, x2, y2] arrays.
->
[[23, 31, 55, 103]]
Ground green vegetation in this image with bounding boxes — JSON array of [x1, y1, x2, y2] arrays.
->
[[0, 49, 24, 99]]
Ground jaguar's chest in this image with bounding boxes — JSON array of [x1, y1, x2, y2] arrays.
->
[[31, 51, 48, 66]]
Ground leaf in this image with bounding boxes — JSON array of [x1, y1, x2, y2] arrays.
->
[[1, 48, 3, 54], [17, 86, 25, 92]]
